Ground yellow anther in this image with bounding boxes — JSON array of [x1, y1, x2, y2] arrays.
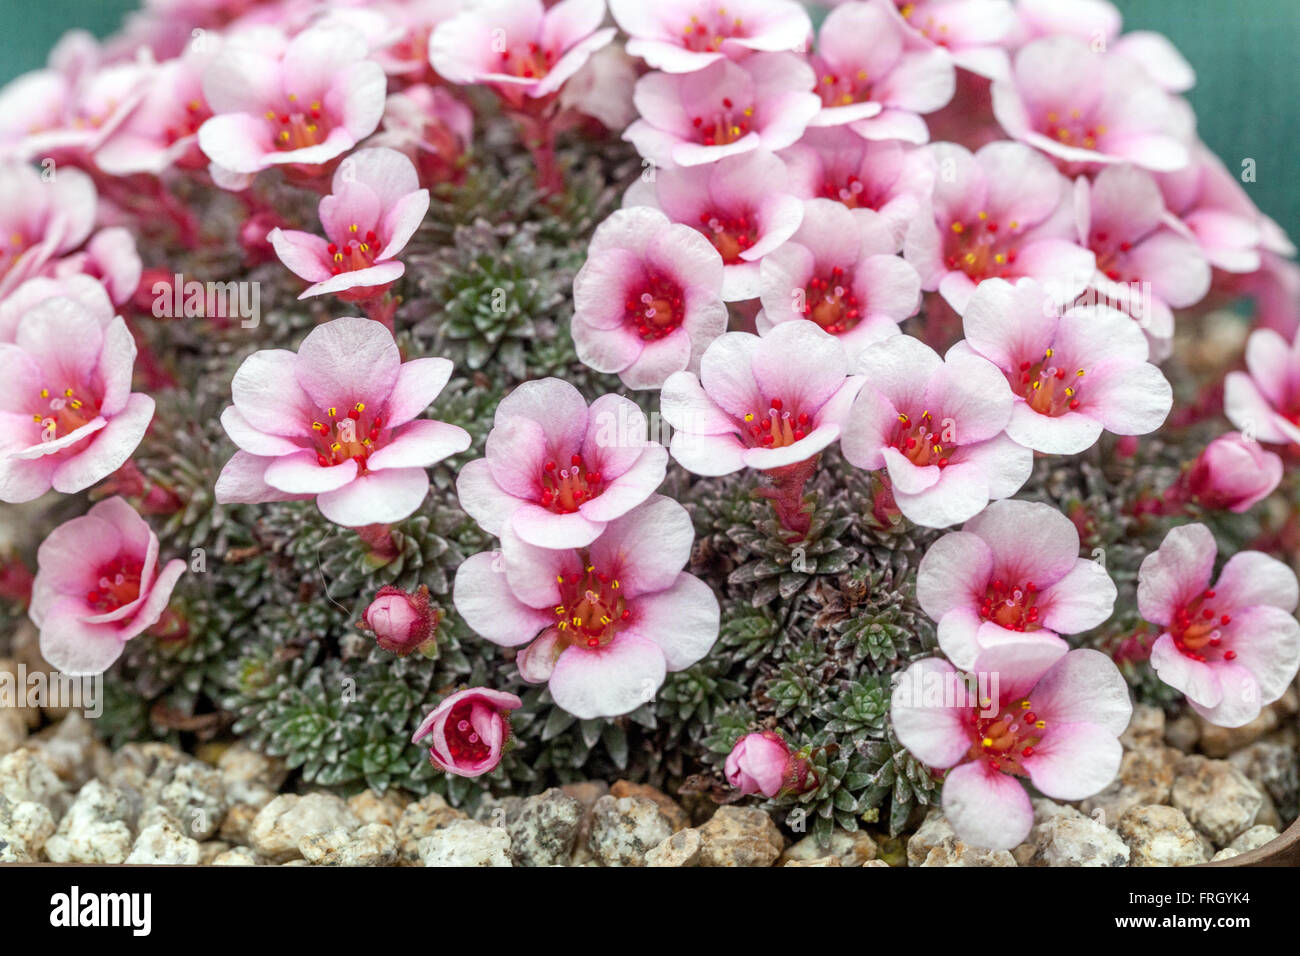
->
[[982, 737, 993, 748], [1034, 720, 1046, 729], [951, 222, 964, 233]]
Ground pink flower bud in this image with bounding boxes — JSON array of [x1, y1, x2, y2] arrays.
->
[[725, 731, 806, 798], [1188, 432, 1284, 513], [361, 585, 438, 656], [412, 687, 523, 779]]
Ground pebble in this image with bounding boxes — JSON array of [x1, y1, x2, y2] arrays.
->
[[1079, 746, 1178, 825], [249, 793, 362, 863], [219, 803, 260, 846], [696, 806, 784, 867], [31, 712, 108, 787], [0, 794, 55, 862], [217, 744, 287, 810], [507, 788, 585, 867], [1015, 800, 1129, 867], [1209, 824, 1281, 862], [609, 780, 690, 831], [1194, 688, 1298, 757], [1170, 755, 1262, 848], [785, 855, 840, 866], [1164, 713, 1200, 753], [908, 811, 1016, 867], [1227, 741, 1298, 815], [347, 789, 409, 828], [1120, 705, 1166, 750], [125, 819, 201, 865], [155, 761, 228, 840], [1117, 805, 1213, 866], [780, 828, 879, 867], [211, 845, 262, 866], [395, 792, 469, 865], [419, 818, 512, 866], [0, 710, 28, 757], [588, 795, 674, 866], [300, 822, 398, 866], [0, 747, 68, 819], [44, 780, 135, 864], [646, 828, 702, 867]]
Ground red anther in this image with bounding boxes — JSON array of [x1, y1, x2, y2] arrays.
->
[[327, 244, 338, 254], [770, 397, 782, 410], [544, 460, 556, 471], [797, 413, 810, 425], [1021, 746, 1034, 757], [1220, 614, 1231, 625], [1202, 608, 1215, 619], [1224, 650, 1237, 660], [722, 97, 732, 108], [317, 454, 329, 466], [347, 408, 360, 420], [1020, 361, 1031, 371], [621, 609, 630, 620], [586, 472, 601, 485], [1069, 399, 1081, 410], [1023, 712, 1037, 724], [1203, 589, 1215, 598], [937, 457, 949, 468]]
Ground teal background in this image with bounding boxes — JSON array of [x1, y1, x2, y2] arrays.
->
[[0, 0, 1297, 240]]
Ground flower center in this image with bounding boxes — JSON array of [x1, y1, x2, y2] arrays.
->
[[499, 42, 554, 80], [1015, 347, 1086, 416], [698, 209, 757, 263], [800, 266, 861, 334], [978, 578, 1040, 631], [554, 562, 628, 649], [966, 695, 1047, 776], [164, 98, 208, 145], [31, 384, 100, 442], [819, 174, 872, 210], [741, 397, 810, 448], [266, 97, 329, 151], [1041, 109, 1107, 150], [898, 3, 953, 47], [309, 402, 383, 471], [1089, 231, 1135, 283], [540, 453, 603, 513], [679, 11, 747, 52], [890, 410, 953, 467], [1171, 588, 1235, 663], [816, 68, 873, 108], [85, 556, 143, 614], [691, 95, 754, 147], [624, 274, 685, 341], [2, 230, 29, 279], [944, 214, 1020, 281], [328, 223, 380, 274], [444, 701, 492, 764]]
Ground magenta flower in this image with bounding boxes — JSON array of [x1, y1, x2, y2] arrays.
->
[[622, 150, 804, 301], [1075, 164, 1211, 352], [572, 207, 727, 390], [453, 495, 719, 719], [610, 0, 812, 74], [1184, 433, 1284, 515], [412, 687, 523, 778], [29, 496, 186, 675], [624, 53, 821, 167], [1138, 523, 1300, 728], [362, 584, 440, 657], [455, 378, 669, 549], [0, 294, 154, 503], [956, 278, 1172, 455], [991, 36, 1194, 172], [756, 198, 920, 358], [885, 0, 1018, 80], [840, 333, 1032, 528], [267, 147, 430, 302], [902, 141, 1094, 315], [213, 316, 471, 527], [196, 26, 387, 180], [780, 127, 935, 249], [0, 162, 97, 302], [892, 643, 1131, 849], [1224, 327, 1300, 447], [808, 0, 955, 142], [428, 0, 616, 107], [660, 321, 861, 476], [918, 498, 1116, 669], [725, 731, 810, 798]]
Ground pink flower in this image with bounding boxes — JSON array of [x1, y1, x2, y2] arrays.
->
[[660, 321, 861, 476], [49, 228, 144, 307], [991, 36, 1195, 172], [885, 0, 1018, 80], [622, 150, 804, 301], [456, 377, 669, 548], [412, 687, 522, 778], [453, 495, 719, 719], [892, 643, 1131, 849], [1074, 164, 1211, 353], [610, 0, 812, 74], [1138, 523, 1300, 727], [780, 127, 935, 248], [0, 274, 113, 344], [196, 26, 387, 180], [29, 496, 186, 675], [0, 163, 97, 302], [808, 0, 955, 142], [362, 584, 440, 656], [213, 316, 471, 527], [316, 0, 465, 79], [572, 207, 727, 390], [840, 333, 1032, 528], [725, 731, 810, 797], [902, 141, 1094, 315], [1184, 432, 1283, 514], [367, 85, 473, 187], [917, 498, 1116, 669], [756, 198, 920, 358], [267, 147, 430, 302], [624, 53, 821, 167], [559, 42, 640, 131], [956, 278, 1172, 455], [0, 293, 155, 503], [1224, 327, 1300, 447], [428, 0, 616, 106]]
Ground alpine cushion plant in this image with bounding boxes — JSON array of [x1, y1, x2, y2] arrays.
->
[[1137, 523, 1300, 728], [453, 496, 720, 719], [214, 316, 470, 526]]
